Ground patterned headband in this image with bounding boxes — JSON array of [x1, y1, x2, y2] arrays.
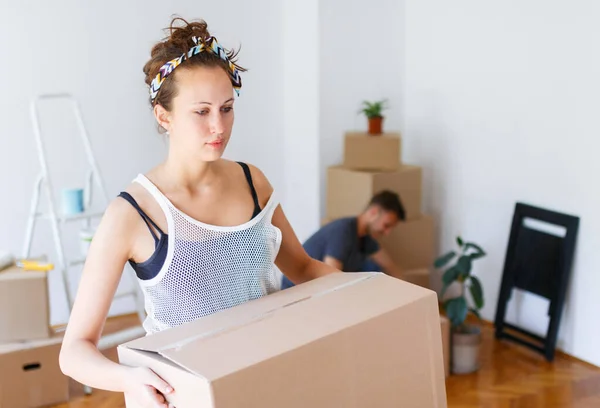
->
[[149, 36, 242, 103]]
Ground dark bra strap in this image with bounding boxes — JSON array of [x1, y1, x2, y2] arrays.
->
[[237, 162, 261, 217], [118, 192, 164, 245]]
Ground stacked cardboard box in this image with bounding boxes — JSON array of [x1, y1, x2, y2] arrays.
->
[[325, 131, 450, 376], [0, 264, 69, 407], [325, 131, 436, 285]]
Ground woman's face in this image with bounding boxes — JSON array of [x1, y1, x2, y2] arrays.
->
[[157, 65, 235, 162]]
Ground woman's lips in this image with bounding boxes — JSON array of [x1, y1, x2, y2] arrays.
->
[[207, 140, 223, 148]]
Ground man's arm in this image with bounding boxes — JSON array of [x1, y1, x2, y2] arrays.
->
[[369, 248, 404, 278], [323, 255, 343, 270], [320, 222, 354, 271]]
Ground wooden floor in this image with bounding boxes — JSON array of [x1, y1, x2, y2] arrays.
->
[[445, 323, 600, 407], [52, 314, 600, 408]]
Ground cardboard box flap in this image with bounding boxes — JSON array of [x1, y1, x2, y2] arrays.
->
[[121, 272, 376, 354], [124, 272, 436, 382], [0, 336, 63, 355], [0, 267, 46, 282]]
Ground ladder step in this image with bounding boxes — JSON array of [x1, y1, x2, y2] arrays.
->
[[114, 291, 136, 300], [59, 211, 104, 223], [68, 258, 86, 267], [37, 211, 104, 223]]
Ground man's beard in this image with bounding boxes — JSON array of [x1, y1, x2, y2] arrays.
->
[[366, 223, 380, 239]]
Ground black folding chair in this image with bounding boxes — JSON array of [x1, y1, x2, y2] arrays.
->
[[494, 202, 580, 361]]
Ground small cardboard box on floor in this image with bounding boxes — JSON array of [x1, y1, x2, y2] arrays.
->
[[0, 265, 51, 343], [118, 272, 447, 407], [0, 335, 69, 408]]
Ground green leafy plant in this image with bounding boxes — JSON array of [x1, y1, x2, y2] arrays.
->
[[359, 99, 388, 118], [434, 236, 486, 332]]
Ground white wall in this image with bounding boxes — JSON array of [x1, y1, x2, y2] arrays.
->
[[0, 1, 284, 325], [282, 0, 321, 242], [404, 1, 600, 365], [319, 0, 405, 218]]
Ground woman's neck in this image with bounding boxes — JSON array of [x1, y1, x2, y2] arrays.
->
[[160, 153, 221, 193]]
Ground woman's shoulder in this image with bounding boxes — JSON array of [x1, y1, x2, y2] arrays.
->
[[103, 182, 148, 225], [222, 159, 275, 206], [101, 170, 161, 223]]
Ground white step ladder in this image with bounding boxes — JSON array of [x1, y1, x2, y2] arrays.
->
[[22, 93, 147, 394]]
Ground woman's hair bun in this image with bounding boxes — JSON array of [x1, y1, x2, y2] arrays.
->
[[163, 17, 211, 55], [143, 17, 211, 87]]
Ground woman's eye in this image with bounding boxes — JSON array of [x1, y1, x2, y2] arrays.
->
[[222, 106, 233, 113], [196, 110, 208, 116]]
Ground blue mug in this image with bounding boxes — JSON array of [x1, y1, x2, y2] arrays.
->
[[62, 188, 84, 215]]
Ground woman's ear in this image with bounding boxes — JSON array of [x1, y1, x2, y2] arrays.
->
[[153, 104, 171, 133]]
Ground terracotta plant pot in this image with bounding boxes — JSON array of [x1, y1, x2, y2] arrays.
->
[[368, 116, 383, 135], [451, 326, 482, 374]]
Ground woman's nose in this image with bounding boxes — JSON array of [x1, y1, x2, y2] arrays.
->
[[210, 112, 224, 134]]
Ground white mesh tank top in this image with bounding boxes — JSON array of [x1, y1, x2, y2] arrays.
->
[[133, 174, 283, 335]]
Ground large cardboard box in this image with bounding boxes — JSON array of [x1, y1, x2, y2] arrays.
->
[[440, 316, 451, 378], [118, 272, 447, 408], [0, 335, 69, 407], [0, 266, 50, 343], [326, 165, 422, 221], [379, 215, 436, 270], [343, 131, 401, 172]]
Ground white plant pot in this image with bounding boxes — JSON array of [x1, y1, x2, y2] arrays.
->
[[451, 327, 481, 374]]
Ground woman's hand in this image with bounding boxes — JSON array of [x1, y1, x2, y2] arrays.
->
[[123, 366, 175, 408]]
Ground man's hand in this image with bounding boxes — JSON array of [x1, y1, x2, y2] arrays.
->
[[323, 256, 343, 271], [369, 248, 404, 278]]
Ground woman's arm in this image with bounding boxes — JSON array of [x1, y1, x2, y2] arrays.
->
[[272, 205, 341, 284], [59, 198, 173, 403], [59, 198, 137, 389]]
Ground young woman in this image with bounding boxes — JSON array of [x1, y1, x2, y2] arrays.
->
[[59, 17, 340, 408]]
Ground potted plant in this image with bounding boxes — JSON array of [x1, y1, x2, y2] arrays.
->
[[434, 236, 486, 374], [359, 99, 388, 135]]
